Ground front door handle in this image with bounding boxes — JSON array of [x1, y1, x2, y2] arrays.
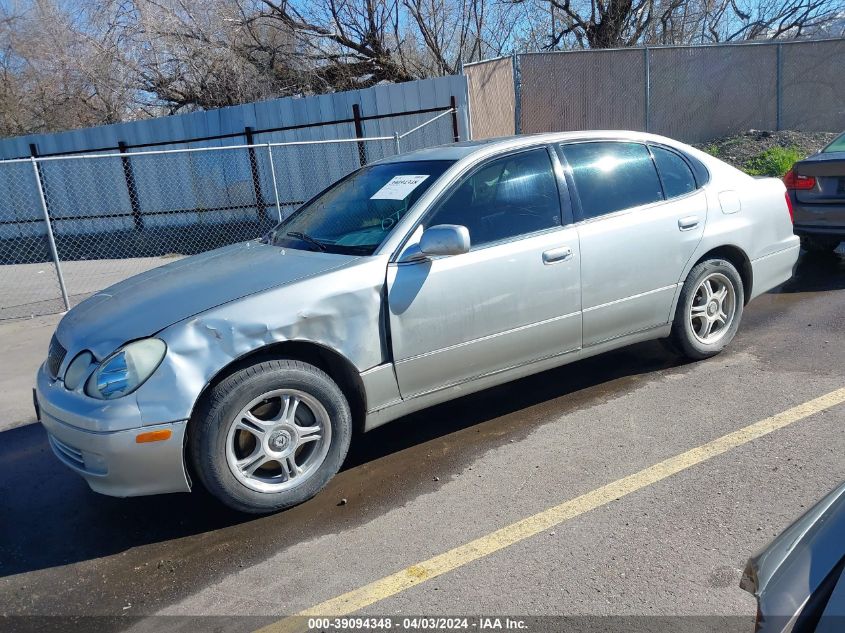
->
[[542, 246, 573, 264], [678, 216, 700, 231]]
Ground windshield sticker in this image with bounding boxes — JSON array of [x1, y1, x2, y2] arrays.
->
[[370, 175, 430, 200]]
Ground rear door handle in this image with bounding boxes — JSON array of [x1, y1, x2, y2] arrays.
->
[[678, 216, 700, 231], [542, 246, 573, 264]]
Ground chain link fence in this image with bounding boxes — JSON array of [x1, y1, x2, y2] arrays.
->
[[518, 49, 646, 135], [465, 38, 845, 144], [0, 109, 458, 320], [462, 57, 516, 140]]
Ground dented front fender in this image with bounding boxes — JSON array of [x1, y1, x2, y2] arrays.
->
[[134, 256, 389, 426]]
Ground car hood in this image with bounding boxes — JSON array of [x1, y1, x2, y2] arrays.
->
[[57, 242, 358, 358]]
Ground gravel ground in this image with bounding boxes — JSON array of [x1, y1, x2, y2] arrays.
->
[[697, 130, 838, 170]]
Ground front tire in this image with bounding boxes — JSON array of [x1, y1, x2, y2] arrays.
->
[[669, 259, 744, 360], [189, 359, 351, 514]]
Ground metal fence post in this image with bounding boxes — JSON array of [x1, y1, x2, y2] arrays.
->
[[352, 104, 368, 166], [244, 127, 266, 221], [643, 47, 651, 133], [512, 53, 522, 135], [30, 157, 70, 311], [450, 96, 461, 142], [775, 44, 783, 131], [393, 132, 401, 155], [266, 144, 283, 223], [118, 141, 144, 231]]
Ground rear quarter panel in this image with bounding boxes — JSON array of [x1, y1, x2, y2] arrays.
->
[[682, 150, 798, 290]]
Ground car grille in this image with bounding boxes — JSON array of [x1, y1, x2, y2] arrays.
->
[[47, 334, 67, 378], [48, 434, 85, 470]]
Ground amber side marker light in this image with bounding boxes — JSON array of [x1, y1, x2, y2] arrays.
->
[[136, 429, 172, 443]]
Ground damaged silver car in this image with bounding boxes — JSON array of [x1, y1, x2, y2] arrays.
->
[[35, 131, 800, 513]]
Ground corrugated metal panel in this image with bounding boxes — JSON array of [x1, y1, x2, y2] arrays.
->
[[0, 77, 469, 159]]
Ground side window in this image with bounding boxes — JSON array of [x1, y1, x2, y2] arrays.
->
[[560, 142, 663, 220], [651, 146, 697, 199], [425, 148, 561, 248]]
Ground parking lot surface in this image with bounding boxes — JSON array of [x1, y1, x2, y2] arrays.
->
[[0, 255, 182, 321], [0, 251, 843, 632]]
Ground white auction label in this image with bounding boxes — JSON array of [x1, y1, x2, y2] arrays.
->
[[370, 175, 430, 200]]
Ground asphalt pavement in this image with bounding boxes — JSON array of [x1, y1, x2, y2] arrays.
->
[[0, 250, 843, 633]]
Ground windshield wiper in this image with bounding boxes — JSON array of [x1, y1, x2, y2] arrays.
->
[[286, 231, 326, 252]]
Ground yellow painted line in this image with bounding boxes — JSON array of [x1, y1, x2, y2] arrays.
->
[[258, 387, 845, 633]]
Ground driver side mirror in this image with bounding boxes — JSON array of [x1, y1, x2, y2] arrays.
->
[[399, 224, 470, 263], [421, 224, 471, 256]]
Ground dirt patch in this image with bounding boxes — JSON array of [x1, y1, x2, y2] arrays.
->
[[696, 130, 838, 171]]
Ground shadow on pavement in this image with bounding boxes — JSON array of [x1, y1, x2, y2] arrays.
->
[[0, 340, 684, 582], [777, 250, 845, 294]]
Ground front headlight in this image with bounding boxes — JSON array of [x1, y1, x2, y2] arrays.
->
[[64, 351, 95, 390], [85, 338, 166, 400]]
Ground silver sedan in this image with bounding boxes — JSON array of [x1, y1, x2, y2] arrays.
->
[[35, 131, 800, 513]]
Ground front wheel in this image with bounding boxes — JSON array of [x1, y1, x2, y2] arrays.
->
[[189, 359, 352, 514], [668, 259, 744, 360]]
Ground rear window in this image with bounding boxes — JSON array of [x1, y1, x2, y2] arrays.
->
[[560, 142, 663, 219], [651, 146, 697, 199], [823, 132, 845, 153]]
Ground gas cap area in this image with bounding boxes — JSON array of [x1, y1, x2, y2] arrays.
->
[[718, 190, 741, 214]]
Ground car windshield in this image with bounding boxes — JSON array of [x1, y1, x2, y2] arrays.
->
[[272, 160, 454, 255], [823, 132, 845, 153]]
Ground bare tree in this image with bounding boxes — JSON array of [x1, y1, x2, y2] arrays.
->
[[0, 0, 841, 134], [402, 0, 522, 74], [123, 0, 304, 112], [718, 0, 842, 41], [248, 0, 414, 90], [0, 0, 134, 135], [519, 0, 844, 49], [122, 0, 523, 110]]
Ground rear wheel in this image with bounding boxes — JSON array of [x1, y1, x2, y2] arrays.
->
[[668, 259, 744, 360], [189, 359, 351, 514]]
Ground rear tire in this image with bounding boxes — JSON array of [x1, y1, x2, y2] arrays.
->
[[189, 359, 352, 514], [668, 259, 744, 361]]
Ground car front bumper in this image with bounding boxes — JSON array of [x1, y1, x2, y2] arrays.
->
[[35, 364, 191, 498]]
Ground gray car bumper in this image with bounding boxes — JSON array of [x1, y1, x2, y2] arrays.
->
[[748, 241, 800, 301], [35, 364, 191, 497], [792, 201, 845, 237]]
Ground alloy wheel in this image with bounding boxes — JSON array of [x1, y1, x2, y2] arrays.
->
[[688, 272, 737, 345], [225, 389, 332, 493]]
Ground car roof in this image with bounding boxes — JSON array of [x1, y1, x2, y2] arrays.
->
[[375, 130, 684, 164]]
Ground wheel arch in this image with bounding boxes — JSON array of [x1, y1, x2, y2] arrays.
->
[[188, 340, 368, 436], [691, 244, 753, 304]]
